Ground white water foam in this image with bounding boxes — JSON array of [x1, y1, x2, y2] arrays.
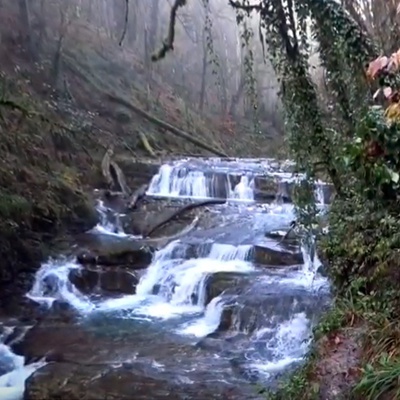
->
[[314, 182, 325, 206], [249, 312, 311, 378], [147, 163, 255, 201], [231, 176, 255, 201], [25, 157, 330, 387], [26, 258, 95, 312], [130, 242, 254, 319], [0, 328, 46, 400], [179, 295, 226, 337], [91, 200, 132, 238]]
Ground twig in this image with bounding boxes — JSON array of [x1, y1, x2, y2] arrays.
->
[[152, 0, 187, 61], [228, 0, 262, 12], [119, 0, 129, 46]]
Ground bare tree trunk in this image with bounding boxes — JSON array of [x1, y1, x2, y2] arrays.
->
[[19, 0, 34, 57], [148, 0, 160, 52], [229, 74, 245, 116], [199, 35, 208, 112]]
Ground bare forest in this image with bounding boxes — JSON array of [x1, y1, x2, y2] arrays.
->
[[0, 0, 289, 159]]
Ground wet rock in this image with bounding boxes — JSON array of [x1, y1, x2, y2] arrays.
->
[[116, 158, 161, 190], [275, 180, 292, 203], [252, 244, 303, 266], [69, 267, 140, 294], [68, 268, 99, 293], [253, 189, 276, 203], [76, 241, 154, 269], [254, 176, 276, 195], [204, 272, 251, 305], [100, 269, 139, 294], [216, 305, 235, 332], [25, 362, 258, 400], [46, 301, 78, 324], [319, 183, 335, 204], [128, 209, 194, 236], [12, 324, 118, 363]]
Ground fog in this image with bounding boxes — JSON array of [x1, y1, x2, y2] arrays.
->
[[0, 0, 283, 138], [1, 0, 396, 145]]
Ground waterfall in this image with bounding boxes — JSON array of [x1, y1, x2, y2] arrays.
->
[[314, 182, 325, 206], [22, 156, 331, 395], [133, 241, 254, 318], [0, 327, 46, 400], [147, 163, 255, 201], [26, 257, 95, 312], [231, 176, 255, 201], [91, 200, 129, 237]]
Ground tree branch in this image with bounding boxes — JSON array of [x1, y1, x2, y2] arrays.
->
[[152, 0, 187, 61], [119, 0, 129, 46], [228, 0, 262, 12]]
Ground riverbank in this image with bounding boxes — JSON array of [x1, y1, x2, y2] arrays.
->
[[267, 194, 400, 399]]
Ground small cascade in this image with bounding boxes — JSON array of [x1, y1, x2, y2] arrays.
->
[[249, 312, 311, 377], [91, 200, 128, 237], [26, 258, 94, 312], [231, 176, 255, 201], [179, 295, 226, 337], [0, 327, 46, 400], [207, 243, 253, 261], [147, 163, 255, 201], [147, 164, 209, 198], [22, 156, 331, 396], [135, 241, 254, 316], [314, 182, 325, 206]]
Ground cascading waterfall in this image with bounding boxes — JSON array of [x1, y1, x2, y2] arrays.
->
[[314, 182, 325, 206], [147, 163, 255, 201], [26, 257, 95, 312], [132, 242, 255, 319], [19, 156, 331, 396], [0, 327, 46, 400], [91, 200, 129, 237], [231, 176, 255, 201]]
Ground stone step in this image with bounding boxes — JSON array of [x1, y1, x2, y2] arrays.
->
[[68, 266, 143, 295]]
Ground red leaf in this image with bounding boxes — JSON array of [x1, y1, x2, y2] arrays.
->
[[383, 87, 393, 98]]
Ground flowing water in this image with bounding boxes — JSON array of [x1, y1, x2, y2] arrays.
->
[[0, 157, 331, 399]]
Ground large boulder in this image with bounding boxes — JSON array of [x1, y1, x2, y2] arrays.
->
[[251, 244, 303, 266], [76, 241, 154, 269], [204, 272, 251, 305], [68, 267, 142, 295]]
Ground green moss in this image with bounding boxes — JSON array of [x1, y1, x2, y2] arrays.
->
[[0, 80, 101, 285], [263, 368, 317, 400], [0, 191, 31, 220]]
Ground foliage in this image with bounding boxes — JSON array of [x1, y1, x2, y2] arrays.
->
[[355, 356, 400, 400], [0, 75, 98, 282], [226, 4, 400, 400], [236, 10, 260, 134]]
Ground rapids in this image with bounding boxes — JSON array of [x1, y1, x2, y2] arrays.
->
[[0, 157, 331, 399]]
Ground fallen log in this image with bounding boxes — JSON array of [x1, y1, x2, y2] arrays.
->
[[144, 199, 225, 237], [128, 183, 148, 210], [105, 93, 228, 158], [145, 216, 199, 248]]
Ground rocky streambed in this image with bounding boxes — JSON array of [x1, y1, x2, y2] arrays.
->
[[0, 157, 331, 400]]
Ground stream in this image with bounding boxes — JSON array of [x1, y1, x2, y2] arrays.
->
[[0, 157, 331, 400]]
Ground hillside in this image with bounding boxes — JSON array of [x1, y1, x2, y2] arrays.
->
[[0, 1, 283, 303]]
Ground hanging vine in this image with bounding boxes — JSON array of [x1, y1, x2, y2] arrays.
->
[[236, 10, 260, 134], [201, 0, 226, 110]]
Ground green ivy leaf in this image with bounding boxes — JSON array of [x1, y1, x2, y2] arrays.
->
[[387, 167, 400, 183]]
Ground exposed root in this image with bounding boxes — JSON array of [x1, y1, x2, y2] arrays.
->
[[138, 131, 156, 157]]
